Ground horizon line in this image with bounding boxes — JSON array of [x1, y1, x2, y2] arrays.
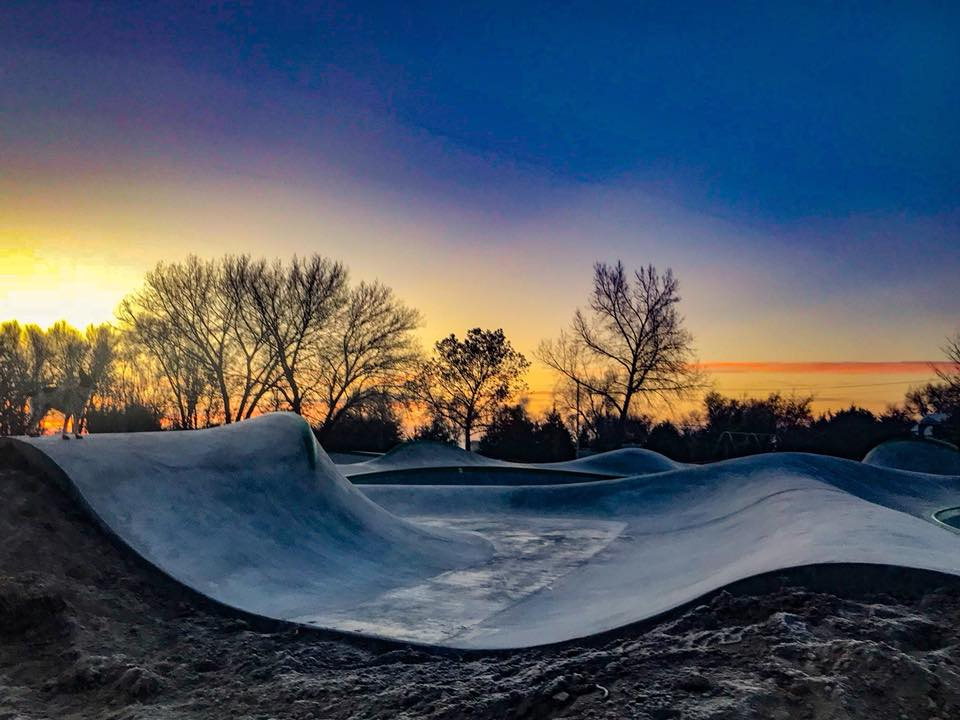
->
[[694, 361, 953, 374]]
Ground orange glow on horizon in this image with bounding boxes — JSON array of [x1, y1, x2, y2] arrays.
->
[[2, 222, 954, 424], [523, 360, 948, 421], [698, 361, 955, 374]]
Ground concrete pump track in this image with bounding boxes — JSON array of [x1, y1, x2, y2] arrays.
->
[[3, 412, 960, 650]]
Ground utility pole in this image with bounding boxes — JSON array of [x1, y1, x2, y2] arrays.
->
[[575, 379, 582, 457]]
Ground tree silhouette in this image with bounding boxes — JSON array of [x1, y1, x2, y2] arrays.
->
[[646, 420, 688, 461], [118, 254, 420, 435], [312, 281, 421, 441], [904, 331, 960, 444], [478, 404, 537, 460], [411, 328, 529, 450], [540, 261, 701, 446], [228, 255, 347, 416], [410, 415, 459, 445], [0, 321, 33, 435], [534, 408, 576, 461], [936, 331, 960, 395], [479, 405, 575, 462], [0, 320, 117, 436], [317, 398, 404, 453], [118, 256, 274, 424]]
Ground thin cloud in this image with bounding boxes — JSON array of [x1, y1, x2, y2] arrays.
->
[[698, 361, 954, 375]]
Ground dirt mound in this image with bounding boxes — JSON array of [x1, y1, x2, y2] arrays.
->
[[3, 461, 960, 719]]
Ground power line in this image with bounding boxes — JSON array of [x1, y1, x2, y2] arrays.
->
[[525, 377, 940, 396], [711, 378, 940, 392]]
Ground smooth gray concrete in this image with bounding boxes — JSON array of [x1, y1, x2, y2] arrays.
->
[[863, 439, 960, 475], [5, 413, 960, 649], [3, 415, 492, 624], [340, 442, 681, 484], [934, 507, 960, 530]]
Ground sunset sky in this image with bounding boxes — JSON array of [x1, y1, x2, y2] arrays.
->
[[2, 2, 958, 416]]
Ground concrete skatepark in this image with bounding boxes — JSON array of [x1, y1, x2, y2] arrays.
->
[[341, 440, 682, 485], [3, 412, 960, 650]]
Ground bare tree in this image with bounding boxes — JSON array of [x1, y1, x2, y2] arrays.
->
[[0, 321, 32, 434], [230, 255, 348, 416], [93, 332, 172, 417], [907, 331, 960, 420], [84, 324, 118, 382], [46, 321, 87, 384], [311, 281, 421, 440], [0, 321, 118, 435], [22, 324, 51, 389], [114, 312, 218, 429], [936, 331, 960, 393], [118, 255, 422, 435], [542, 331, 619, 446], [75, 323, 120, 432], [119, 256, 275, 424], [411, 328, 529, 450], [550, 367, 618, 448], [539, 261, 701, 446]]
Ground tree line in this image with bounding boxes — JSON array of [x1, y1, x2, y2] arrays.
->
[[438, 379, 959, 465], [0, 255, 534, 445], [1, 254, 956, 460]]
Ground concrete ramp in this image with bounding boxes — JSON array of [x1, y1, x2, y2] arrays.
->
[[3, 414, 492, 626], [4, 414, 960, 649], [863, 439, 960, 475], [342, 442, 680, 485]]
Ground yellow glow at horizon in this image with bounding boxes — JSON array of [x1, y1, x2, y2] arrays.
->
[[520, 364, 941, 421], [0, 243, 143, 329], [0, 167, 948, 425], [1, 239, 940, 421]]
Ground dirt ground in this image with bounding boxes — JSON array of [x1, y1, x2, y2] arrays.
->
[[3, 459, 960, 720]]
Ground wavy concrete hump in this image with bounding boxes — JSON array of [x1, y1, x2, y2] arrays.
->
[[863, 439, 960, 476], [2, 414, 492, 630], [342, 442, 680, 484], [4, 413, 960, 650]]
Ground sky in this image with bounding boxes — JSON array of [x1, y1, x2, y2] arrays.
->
[[1, 1, 958, 416]]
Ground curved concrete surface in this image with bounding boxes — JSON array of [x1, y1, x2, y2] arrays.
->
[[341, 442, 680, 484], [863, 439, 960, 475], [2, 414, 492, 631], [934, 506, 960, 530], [4, 413, 960, 650], [550, 447, 682, 476], [327, 451, 383, 465]]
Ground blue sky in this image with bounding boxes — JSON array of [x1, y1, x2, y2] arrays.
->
[[6, 1, 957, 214], [1, 1, 958, 385]]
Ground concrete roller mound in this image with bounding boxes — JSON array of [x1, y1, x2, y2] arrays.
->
[[1, 414, 493, 633], [863, 438, 960, 476], [3, 412, 960, 650], [341, 441, 681, 485]]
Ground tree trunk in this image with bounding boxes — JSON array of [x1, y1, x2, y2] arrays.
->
[[616, 391, 634, 448], [284, 360, 301, 416], [220, 379, 232, 424], [463, 420, 472, 451]]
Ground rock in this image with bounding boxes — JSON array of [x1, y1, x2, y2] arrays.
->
[[0, 578, 69, 638], [115, 666, 162, 699], [673, 672, 713, 693]]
